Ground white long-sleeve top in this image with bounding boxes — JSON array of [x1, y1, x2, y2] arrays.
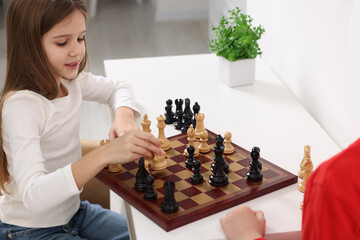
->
[[0, 72, 139, 228]]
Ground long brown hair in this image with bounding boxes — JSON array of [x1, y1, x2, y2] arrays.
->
[[0, 0, 89, 193]]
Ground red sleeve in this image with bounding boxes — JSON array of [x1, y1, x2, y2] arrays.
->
[[254, 238, 266, 240]]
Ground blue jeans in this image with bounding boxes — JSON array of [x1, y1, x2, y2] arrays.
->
[[0, 201, 129, 240]]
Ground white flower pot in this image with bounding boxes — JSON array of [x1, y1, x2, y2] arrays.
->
[[219, 57, 256, 87]]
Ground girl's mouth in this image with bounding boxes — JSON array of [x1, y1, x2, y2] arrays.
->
[[65, 62, 78, 69]]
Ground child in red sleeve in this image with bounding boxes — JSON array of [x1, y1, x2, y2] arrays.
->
[[220, 138, 360, 240]]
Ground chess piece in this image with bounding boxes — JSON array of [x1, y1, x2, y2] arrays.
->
[[211, 135, 229, 173], [194, 113, 205, 139], [141, 114, 151, 133], [135, 157, 149, 191], [185, 145, 195, 169], [182, 98, 193, 122], [298, 145, 312, 179], [101, 139, 122, 172], [161, 181, 179, 213], [181, 112, 192, 133], [298, 155, 313, 192], [223, 132, 234, 154], [198, 130, 210, 153], [246, 147, 263, 182], [190, 159, 204, 184], [157, 115, 171, 151], [164, 99, 176, 124], [151, 139, 168, 171], [209, 136, 229, 187], [192, 102, 200, 128], [184, 125, 199, 157], [143, 175, 157, 201], [174, 99, 184, 130]]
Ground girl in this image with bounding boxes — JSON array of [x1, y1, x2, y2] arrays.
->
[[0, 0, 163, 239]]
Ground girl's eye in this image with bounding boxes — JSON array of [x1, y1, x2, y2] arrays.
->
[[57, 41, 67, 46], [78, 37, 85, 42]]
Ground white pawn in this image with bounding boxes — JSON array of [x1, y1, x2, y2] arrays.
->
[[141, 114, 151, 133], [184, 125, 199, 157], [151, 139, 168, 171], [224, 132, 234, 154], [198, 130, 210, 153]]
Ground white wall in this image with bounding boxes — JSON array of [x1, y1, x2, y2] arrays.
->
[[152, 0, 209, 21], [213, 0, 360, 149]]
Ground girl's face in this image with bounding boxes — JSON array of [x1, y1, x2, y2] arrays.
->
[[41, 9, 86, 82]]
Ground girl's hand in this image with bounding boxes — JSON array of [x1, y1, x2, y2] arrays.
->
[[220, 205, 266, 240], [103, 130, 163, 165], [109, 107, 141, 140]]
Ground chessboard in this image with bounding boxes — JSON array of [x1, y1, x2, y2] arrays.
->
[[96, 129, 298, 231]]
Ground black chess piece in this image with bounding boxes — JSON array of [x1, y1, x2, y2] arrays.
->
[[135, 157, 149, 191], [183, 98, 193, 121], [246, 146, 263, 182], [211, 135, 229, 173], [143, 175, 157, 201], [251, 146, 262, 170], [185, 145, 195, 169], [192, 102, 200, 128], [181, 112, 192, 133], [190, 159, 204, 184], [161, 181, 179, 213], [209, 135, 229, 187], [174, 99, 184, 130], [164, 99, 176, 124]]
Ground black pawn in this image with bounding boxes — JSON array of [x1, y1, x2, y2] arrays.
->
[[164, 99, 176, 124], [211, 135, 229, 173], [192, 102, 200, 128], [246, 147, 263, 182], [190, 159, 204, 184], [143, 175, 157, 201], [185, 145, 195, 169], [174, 99, 184, 130], [161, 181, 179, 213], [135, 157, 149, 191], [209, 136, 229, 187]]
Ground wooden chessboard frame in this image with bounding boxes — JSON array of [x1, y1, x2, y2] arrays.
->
[[96, 129, 298, 231]]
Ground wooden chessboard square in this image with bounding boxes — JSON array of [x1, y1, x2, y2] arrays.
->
[[167, 163, 187, 174], [174, 191, 189, 202], [178, 198, 198, 210], [181, 186, 203, 197], [237, 158, 251, 167], [193, 181, 215, 193], [198, 152, 214, 164], [170, 154, 186, 164], [122, 161, 138, 171], [227, 172, 242, 182], [174, 169, 192, 180], [117, 171, 134, 181], [205, 188, 228, 199], [152, 169, 173, 178], [190, 192, 214, 205], [174, 145, 187, 154], [262, 169, 280, 179], [221, 183, 242, 194], [226, 152, 248, 162], [172, 179, 192, 191], [162, 173, 182, 183], [229, 162, 245, 172], [128, 168, 138, 176], [124, 178, 136, 188], [170, 140, 184, 149], [233, 178, 256, 189], [235, 168, 249, 178]]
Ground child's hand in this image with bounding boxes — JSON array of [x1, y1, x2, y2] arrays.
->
[[109, 107, 141, 140], [103, 130, 164, 165], [220, 205, 266, 240]]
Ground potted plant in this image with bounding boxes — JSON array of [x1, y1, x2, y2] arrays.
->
[[209, 7, 265, 87]]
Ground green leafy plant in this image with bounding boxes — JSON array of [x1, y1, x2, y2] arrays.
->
[[209, 7, 265, 62]]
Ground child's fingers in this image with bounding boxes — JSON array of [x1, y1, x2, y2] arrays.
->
[[134, 136, 164, 156], [136, 131, 161, 147]]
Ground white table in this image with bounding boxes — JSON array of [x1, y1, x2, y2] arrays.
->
[[104, 54, 340, 240]]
